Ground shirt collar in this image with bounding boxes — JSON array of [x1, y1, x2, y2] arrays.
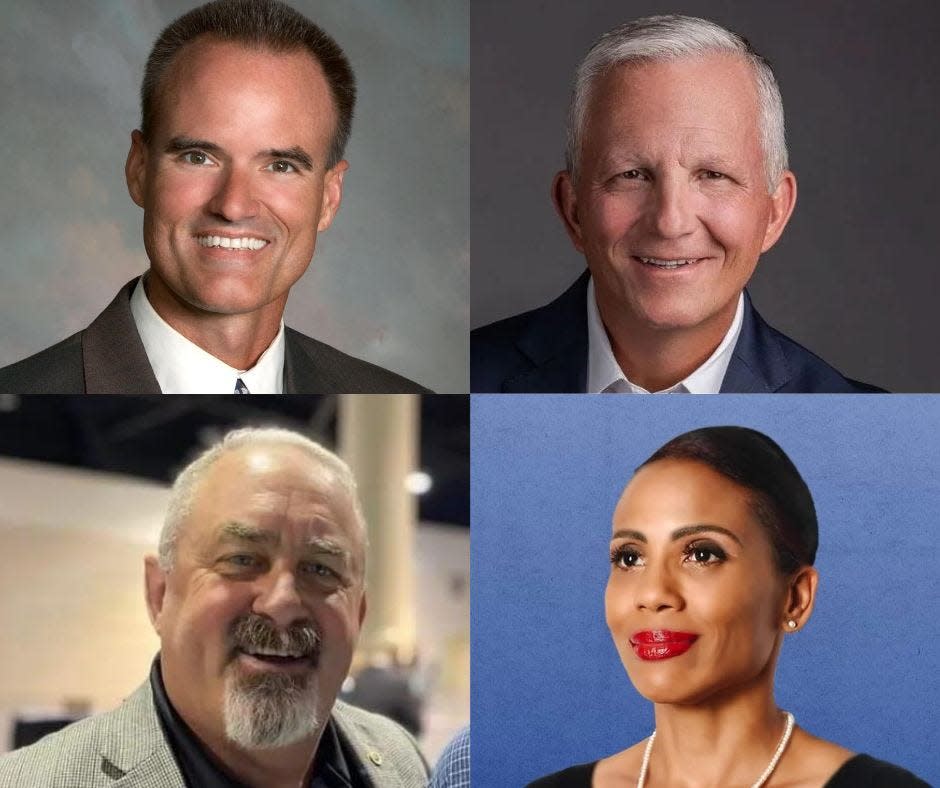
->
[[130, 276, 285, 394], [586, 276, 744, 394], [149, 657, 355, 788]]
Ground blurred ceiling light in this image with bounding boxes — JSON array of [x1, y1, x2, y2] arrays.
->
[[404, 470, 432, 495]]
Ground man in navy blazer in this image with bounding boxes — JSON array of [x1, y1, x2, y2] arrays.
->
[[471, 15, 881, 394]]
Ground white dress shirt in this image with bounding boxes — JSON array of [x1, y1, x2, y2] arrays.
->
[[586, 277, 744, 394], [129, 278, 285, 394]]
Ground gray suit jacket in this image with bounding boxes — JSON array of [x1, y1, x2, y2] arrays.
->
[[0, 278, 428, 394], [0, 681, 429, 787]]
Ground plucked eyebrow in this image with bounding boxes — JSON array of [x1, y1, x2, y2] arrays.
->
[[165, 136, 315, 171], [611, 524, 743, 546]]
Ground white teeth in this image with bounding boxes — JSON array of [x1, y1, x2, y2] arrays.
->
[[247, 646, 304, 658], [639, 257, 698, 269], [197, 235, 267, 250]]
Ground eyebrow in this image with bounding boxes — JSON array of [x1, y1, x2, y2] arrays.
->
[[611, 524, 744, 546], [217, 522, 351, 557], [165, 136, 315, 171]]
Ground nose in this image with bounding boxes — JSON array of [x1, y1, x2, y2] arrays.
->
[[252, 568, 308, 629], [633, 559, 684, 613], [648, 175, 697, 239], [207, 166, 259, 222]]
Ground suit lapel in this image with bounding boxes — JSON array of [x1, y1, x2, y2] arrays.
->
[[82, 278, 161, 394], [96, 682, 186, 787], [720, 291, 792, 393], [284, 328, 334, 393], [504, 271, 590, 392]]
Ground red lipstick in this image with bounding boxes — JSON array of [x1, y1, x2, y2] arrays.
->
[[630, 630, 698, 661]]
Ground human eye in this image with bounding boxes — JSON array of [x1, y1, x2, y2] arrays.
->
[[701, 170, 727, 181], [300, 560, 345, 586], [218, 553, 263, 573], [683, 540, 727, 566], [610, 544, 645, 570], [618, 168, 648, 181], [266, 159, 297, 174], [180, 150, 213, 167]]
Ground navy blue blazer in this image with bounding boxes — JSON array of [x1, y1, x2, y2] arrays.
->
[[471, 272, 883, 393]]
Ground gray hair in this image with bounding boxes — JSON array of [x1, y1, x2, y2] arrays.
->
[[159, 426, 365, 570], [565, 15, 788, 193], [141, 0, 355, 169]]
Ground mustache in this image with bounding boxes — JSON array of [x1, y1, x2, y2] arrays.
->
[[229, 614, 321, 659]]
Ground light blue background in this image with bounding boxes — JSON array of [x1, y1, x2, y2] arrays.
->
[[0, 1, 468, 391], [471, 395, 939, 786]]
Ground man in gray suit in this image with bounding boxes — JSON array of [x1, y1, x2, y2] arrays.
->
[[0, 0, 426, 394], [0, 427, 428, 787]]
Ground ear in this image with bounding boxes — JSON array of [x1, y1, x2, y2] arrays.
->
[[551, 170, 586, 253], [780, 565, 817, 632], [317, 159, 348, 231], [144, 554, 168, 632], [125, 130, 149, 209], [760, 170, 797, 253]]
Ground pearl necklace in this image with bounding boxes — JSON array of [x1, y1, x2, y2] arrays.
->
[[636, 711, 795, 788]]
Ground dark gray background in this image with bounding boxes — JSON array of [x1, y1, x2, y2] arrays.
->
[[471, 0, 940, 392], [0, 1, 468, 392]]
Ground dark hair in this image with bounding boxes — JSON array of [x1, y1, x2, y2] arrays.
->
[[140, 0, 355, 168], [638, 426, 817, 573]]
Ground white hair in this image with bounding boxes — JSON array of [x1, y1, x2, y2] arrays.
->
[[223, 669, 321, 749], [159, 426, 365, 570], [566, 14, 788, 193]]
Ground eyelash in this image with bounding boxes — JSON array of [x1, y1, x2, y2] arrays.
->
[[180, 150, 212, 166], [267, 160, 297, 174], [221, 555, 340, 581], [609, 541, 728, 570], [616, 169, 729, 182], [178, 152, 299, 174]]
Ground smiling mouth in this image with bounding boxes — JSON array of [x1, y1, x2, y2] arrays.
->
[[630, 631, 699, 661], [237, 646, 316, 670], [196, 234, 269, 251], [634, 256, 704, 270]]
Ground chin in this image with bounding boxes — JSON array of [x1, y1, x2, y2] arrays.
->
[[184, 282, 274, 316], [631, 300, 715, 332]]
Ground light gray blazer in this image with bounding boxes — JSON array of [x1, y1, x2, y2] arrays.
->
[[0, 681, 429, 787]]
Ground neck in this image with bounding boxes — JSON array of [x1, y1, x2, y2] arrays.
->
[[647, 681, 788, 787], [207, 734, 323, 788], [596, 290, 738, 392], [144, 273, 283, 370]]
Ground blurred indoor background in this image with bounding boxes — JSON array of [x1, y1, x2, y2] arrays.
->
[[0, 394, 468, 765]]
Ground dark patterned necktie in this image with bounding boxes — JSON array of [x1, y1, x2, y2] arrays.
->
[[234, 378, 250, 394]]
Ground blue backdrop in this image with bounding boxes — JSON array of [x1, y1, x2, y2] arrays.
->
[[471, 395, 939, 786]]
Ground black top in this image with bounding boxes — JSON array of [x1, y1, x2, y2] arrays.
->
[[150, 658, 360, 788], [527, 754, 931, 787]]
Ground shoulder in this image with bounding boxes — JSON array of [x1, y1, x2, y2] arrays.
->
[[0, 331, 85, 393], [284, 328, 430, 393], [471, 273, 590, 392], [736, 297, 886, 393], [825, 754, 931, 787], [526, 761, 597, 788], [331, 700, 429, 784], [428, 726, 470, 788], [766, 325, 884, 393], [0, 683, 167, 787]]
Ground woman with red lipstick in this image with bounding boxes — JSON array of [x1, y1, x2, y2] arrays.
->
[[528, 427, 929, 787]]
